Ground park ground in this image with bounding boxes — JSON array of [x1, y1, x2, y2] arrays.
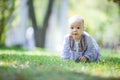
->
[[0, 47, 120, 80]]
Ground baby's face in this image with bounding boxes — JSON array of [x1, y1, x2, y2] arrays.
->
[[69, 21, 84, 39]]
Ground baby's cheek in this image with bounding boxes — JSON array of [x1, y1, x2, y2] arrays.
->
[[70, 32, 73, 35]]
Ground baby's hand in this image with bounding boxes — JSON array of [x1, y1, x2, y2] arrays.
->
[[80, 56, 88, 62]]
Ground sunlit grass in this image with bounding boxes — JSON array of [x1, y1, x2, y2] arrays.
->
[[0, 47, 120, 80]]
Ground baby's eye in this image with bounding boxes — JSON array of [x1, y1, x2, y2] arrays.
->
[[70, 27, 74, 29], [77, 27, 80, 29]]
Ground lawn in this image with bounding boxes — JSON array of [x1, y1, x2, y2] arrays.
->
[[0, 47, 120, 80]]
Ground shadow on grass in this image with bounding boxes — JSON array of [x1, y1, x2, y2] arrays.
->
[[0, 54, 120, 80], [0, 66, 119, 80]]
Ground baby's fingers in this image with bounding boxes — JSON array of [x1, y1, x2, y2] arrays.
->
[[80, 56, 87, 62]]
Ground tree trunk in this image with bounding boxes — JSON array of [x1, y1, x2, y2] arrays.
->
[[0, 9, 5, 44], [28, 0, 54, 48]]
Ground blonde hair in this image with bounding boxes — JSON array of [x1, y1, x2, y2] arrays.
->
[[68, 15, 84, 27]]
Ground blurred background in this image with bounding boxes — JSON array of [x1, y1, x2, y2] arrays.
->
[[0, 0, 120, 52]]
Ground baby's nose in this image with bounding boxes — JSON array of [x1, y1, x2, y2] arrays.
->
[[73, 28, 77, 31]]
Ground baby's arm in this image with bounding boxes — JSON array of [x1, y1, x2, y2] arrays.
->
[[61, 36, 71, 60], [84, 36, 98, 62]]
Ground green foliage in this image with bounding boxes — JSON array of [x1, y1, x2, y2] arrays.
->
[[0, 0, 14, 45], [0, 48, 120, 80]]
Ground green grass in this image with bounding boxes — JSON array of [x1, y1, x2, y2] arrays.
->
[[0, 47, 120, 80]]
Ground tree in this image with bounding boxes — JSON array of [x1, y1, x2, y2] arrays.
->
[[0, 0, 14, 46], [28, 0, 54, 48]]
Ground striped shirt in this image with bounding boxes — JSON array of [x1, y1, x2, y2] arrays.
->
[[61, 31, 101, 62]]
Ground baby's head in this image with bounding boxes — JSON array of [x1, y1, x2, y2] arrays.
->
[[68, 15, 84, 28], [68, 15, 84, 39]]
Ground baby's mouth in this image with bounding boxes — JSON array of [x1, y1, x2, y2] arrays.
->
[[75, 33, 78, 35], [73, 33, 78, 35]]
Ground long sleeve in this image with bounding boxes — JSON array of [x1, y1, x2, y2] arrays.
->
[[84, 36, 100, 62], [61, 36, 71, 60]]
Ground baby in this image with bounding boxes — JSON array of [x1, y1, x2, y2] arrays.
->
[[61, 15, 101, 62]]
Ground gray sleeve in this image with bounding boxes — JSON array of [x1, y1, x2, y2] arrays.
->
[[61, 36, 71, 60], [84, 36, 100, 62]]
